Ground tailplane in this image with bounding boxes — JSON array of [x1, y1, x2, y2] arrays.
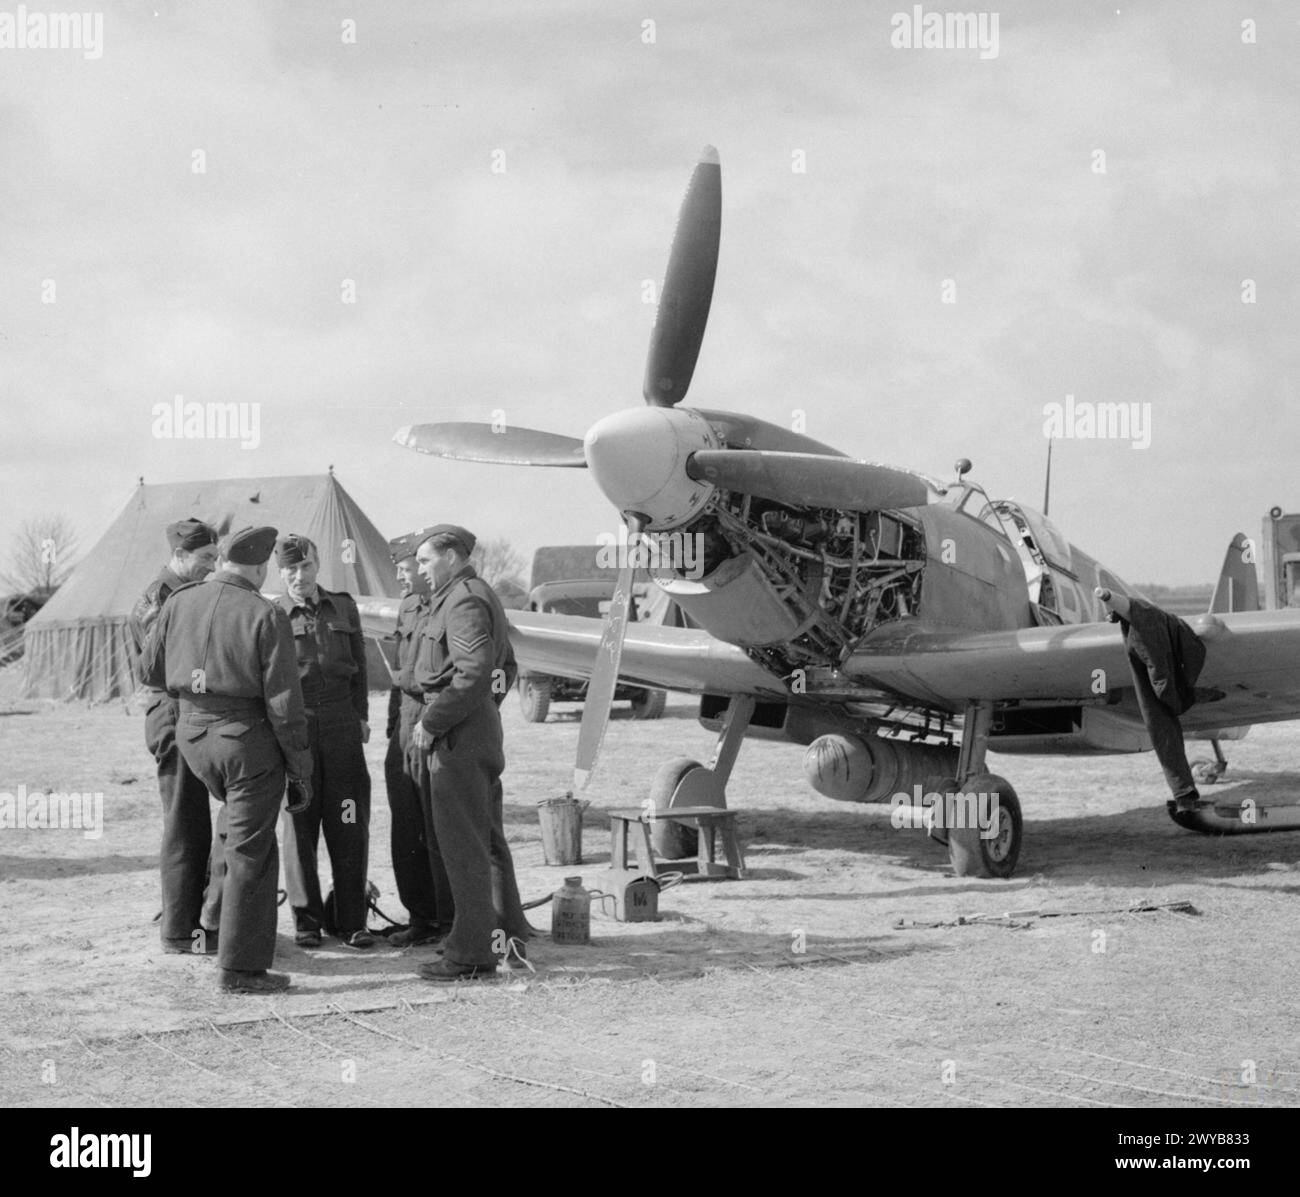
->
[[1209, 533, 1260, 614]]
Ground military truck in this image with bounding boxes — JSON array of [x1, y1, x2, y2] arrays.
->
[[1, 590, 51, 665], [517, 546, 668, 723]]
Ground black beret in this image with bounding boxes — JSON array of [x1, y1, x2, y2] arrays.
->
[[275, 534, 318, 567], [417, 524, 476, 556], [166, 518, 218, 552], [219, 526, 278, 566]]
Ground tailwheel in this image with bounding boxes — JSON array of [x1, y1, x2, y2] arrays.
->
[[1190, 739, 1228, 786], [947, 774, 1022, 879], [1190, 759, 1224, 786]]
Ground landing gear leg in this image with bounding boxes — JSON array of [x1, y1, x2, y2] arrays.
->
[[649, 695, 755, 858], [946, 699, 1023, 879], [955, 700, 992, 789]]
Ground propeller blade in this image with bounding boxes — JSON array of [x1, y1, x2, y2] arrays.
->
[[573, 522, 643, 790], [643, 146, 722, 408], [394, 422, 587, 468], [687, 450, 935, 511]]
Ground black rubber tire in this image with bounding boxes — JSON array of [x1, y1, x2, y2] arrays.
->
[[947, 774, 1022, 879], [629, 688, 667, 720], [649, 756, 703, 858], [518, 675, 552, 723]]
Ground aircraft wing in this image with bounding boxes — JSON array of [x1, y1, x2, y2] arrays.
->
[[356, 596, 402, 639], [361, 595, 1300, 730], [354, 598, 787, 699], [507, 610, 787, 697], [844, 608, 1300, 732]]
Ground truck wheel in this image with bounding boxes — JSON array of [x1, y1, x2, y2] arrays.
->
[[629, 688, 667, 720], [518, 675, 552, 723]]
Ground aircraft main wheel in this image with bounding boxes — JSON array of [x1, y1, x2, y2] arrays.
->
[[518, 675, 552, 723], [947, 774, 1022, 879], [648, 756, 703, 858], [1190, 759, 1223, 786], [629, 688, 667, 720]]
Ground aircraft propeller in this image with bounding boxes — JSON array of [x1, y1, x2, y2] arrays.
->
[[642, 146, 722, 406], [686, 450, 933, 511], [393, 422, 587, 468], [395, 144, 927, 786], [567, 148, 722, 786], [572, 515, 646, 790]]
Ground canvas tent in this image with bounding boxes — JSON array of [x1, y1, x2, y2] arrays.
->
[[22, 472, 399, 702]]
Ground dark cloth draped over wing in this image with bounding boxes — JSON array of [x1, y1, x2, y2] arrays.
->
[[1119, 597, 1207, 717]]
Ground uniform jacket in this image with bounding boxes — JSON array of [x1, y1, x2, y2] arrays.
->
[[128, 564, 186, 685], [1119, 596, 1207, 717], [140, 571, 310, 763], [276, 588, 368, 721], [387, 590, 428, 734], [402, 565, 517, 737]]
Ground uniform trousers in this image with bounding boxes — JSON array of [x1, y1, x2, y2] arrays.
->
[[1129, 657, 1197, 800], [385, 693, 453, 929], [412, 700, 529, 967], [176, 707, 284, 972], [281, 701, 371, 934], [145, 693, 222, 942]]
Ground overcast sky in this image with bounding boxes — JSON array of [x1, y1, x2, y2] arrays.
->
[[1, 0, 1296, 588]]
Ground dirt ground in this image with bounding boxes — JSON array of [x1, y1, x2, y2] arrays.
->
[[2, 688, 1299, 1108]]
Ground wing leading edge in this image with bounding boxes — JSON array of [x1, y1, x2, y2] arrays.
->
[[506, 609, 788, 698], [354, 598, 786, 700], [844, 609, 1300, 731]]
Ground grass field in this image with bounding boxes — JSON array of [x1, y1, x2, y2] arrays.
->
[[2, 688, 1300, 1107]]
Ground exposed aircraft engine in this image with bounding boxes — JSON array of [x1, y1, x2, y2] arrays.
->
[[656, 492, 926, 674], [803, 732, 958, 804]]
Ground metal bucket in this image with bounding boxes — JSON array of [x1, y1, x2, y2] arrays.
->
[[538, 793, 588, 866]]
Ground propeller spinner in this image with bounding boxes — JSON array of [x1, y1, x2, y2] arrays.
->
[[583, 407, 719, 530]]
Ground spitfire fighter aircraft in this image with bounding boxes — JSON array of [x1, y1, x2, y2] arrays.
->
[[370, 146, 1300, 879]]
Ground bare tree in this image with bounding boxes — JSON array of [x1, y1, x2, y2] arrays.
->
[[470, 536, 526, 592], [3, 515, 80, 594]]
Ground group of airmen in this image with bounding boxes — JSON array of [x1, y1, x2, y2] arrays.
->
[[131, 516, 529, 994]]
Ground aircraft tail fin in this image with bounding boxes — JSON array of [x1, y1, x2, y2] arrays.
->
[[1209, 533, 1260, 614]]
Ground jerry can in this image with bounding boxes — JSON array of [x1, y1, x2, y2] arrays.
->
[[551, 876, 591, 944], [599, 868, 664, 922], [619, 874, 660, 922]]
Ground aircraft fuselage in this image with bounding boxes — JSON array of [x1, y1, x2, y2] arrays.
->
[[589, 406, 1137, 685]]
